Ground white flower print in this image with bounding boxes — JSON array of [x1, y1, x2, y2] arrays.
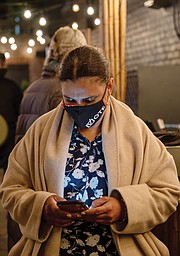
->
[[67, 152, 73, 159], [97, 170, 105, 178], [97, 244, 105, 252], [94, 189, 103, 198], [80, 143, 89, 154], [90, 177, 99, 189], [89, 253, 99, 256], [76, 239, 85, 246], [89, 162, 100, 173], [86, 234, 100, 246], [72, 169, 84, 179], [98, 159, 103, 165], [61, 238, 70, 249], [64, 177, 71, 187]]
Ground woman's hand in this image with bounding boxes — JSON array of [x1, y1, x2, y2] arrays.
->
[[42, 195, 75, 227], [80, 196, 122, 225]]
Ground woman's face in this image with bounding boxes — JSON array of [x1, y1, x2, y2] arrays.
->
[[61, 77, 113, 106]]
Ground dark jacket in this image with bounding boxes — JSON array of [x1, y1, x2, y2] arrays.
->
[[0, 68, 22, 169], [8, 64, 62, 252], [15, 65, 62, 143]]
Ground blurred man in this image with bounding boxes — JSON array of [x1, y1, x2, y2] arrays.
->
[[0, 52, 22, 171]]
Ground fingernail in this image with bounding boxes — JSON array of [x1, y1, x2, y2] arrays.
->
[[66, 213, 72, 218], [81, 211, 86, 215]]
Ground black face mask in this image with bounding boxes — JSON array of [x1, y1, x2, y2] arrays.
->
[[64, 98, 107, 129]]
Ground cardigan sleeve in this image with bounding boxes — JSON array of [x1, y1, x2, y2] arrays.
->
[[0, 126, 56, 242], [111, 127, 180, 235]]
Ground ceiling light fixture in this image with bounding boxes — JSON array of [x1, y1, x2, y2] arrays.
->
[[87, 6, 94, 15], [72, 4, 80, 12], [72, 22, 78, 29], [144, 0, 173, 9], [39, 17, 47, 26], [24, 9, 32, 19]]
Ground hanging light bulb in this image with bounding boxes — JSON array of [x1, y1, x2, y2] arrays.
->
[[72, 22, 78, 29], [9, 37, 15, 44], [39, 17, 46, 26], [39, 38, 46, 45], [72, 3, 80, 12], [11, 44, 17, 50], [36, 30, 43, 37], [1, 36, 7, 44], [28, 39, 35, 47], [27, 47, 32, 54], [24, 9, 32, 19], [87, 6, 94, 15], [94, 18, 101, 26], [4, 52, 10, 59]]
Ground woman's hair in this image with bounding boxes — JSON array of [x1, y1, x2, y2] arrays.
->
[[59, 45, 111, 84]]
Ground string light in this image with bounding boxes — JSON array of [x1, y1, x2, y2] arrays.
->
[[24, 9, 32, 19], [39, 17, 47, 26], [9, 37, 15, 44], [72, 22, 78, 29], [27, 47, 33, 54], [87, 6, 94, 15], [72, 4, 80, 12], [28, 39, 35, 47], [94, 18, 101, 26], [11, 44, 17, 50], [0, 2, 100, 59], [4, 52, 10, 59], [1, 36, 7, 44], [36, 30, 43, 37]]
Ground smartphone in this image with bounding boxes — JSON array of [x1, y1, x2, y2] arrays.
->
[[57, 200, 88, 212]]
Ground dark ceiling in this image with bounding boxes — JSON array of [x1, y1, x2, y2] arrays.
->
[[0, 0, 98, 36]]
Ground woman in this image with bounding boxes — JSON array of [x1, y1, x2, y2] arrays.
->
[[0, 46, 180, 256]]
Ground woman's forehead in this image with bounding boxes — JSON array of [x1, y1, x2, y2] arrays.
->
[[61, 78, 105, 98]]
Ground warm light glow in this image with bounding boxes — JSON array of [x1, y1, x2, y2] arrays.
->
[[39, 38, 46, 45], [72, 4, 80, 12], [87, 6, 94, 15], [144, 0, 154, 7], [11, 44, 17, 50], [72, 22, 78, 29], [4, 52, 10, 59], [37, 36, 41, 42], [36, 30, 43, 37], [24, 9, 32, 19], [94, 18, 101, 26], [28, 39, 35, 47], [9, 37, 15, 44], [1, 36, 7, 44], [27, 47, 32, 54], [39, 17, 46, 26]]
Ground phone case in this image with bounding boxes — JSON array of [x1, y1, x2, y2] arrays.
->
[[57, 200, 88, 212]]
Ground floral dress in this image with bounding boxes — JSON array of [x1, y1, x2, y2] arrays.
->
[[60, 125, 118, 255]]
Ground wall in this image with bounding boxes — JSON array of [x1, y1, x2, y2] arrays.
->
[[126, 0, 180, 124], [126, 0, 180, 71]]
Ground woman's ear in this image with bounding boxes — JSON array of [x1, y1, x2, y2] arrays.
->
[[107, 78, 114, 95]]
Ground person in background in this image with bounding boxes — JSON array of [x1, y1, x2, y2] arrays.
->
[[0, 52, 22, 171], [15, 26, 87, 143], [1, 45, 180, 256], [6, 26, 87, 252]]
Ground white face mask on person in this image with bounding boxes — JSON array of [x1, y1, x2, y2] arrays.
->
[[64, 88, 108, 129]]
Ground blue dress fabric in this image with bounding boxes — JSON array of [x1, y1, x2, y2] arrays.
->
[[60, 125, 118, 255]]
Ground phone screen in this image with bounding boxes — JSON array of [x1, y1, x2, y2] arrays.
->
[[57, 200, 88, 212]]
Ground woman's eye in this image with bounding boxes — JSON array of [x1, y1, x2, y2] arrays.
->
[[83, 98, 94, 103], [66, 98, 76, 103]]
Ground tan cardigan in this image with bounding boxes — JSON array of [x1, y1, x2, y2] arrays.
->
[[0, 96, 180, 256]]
